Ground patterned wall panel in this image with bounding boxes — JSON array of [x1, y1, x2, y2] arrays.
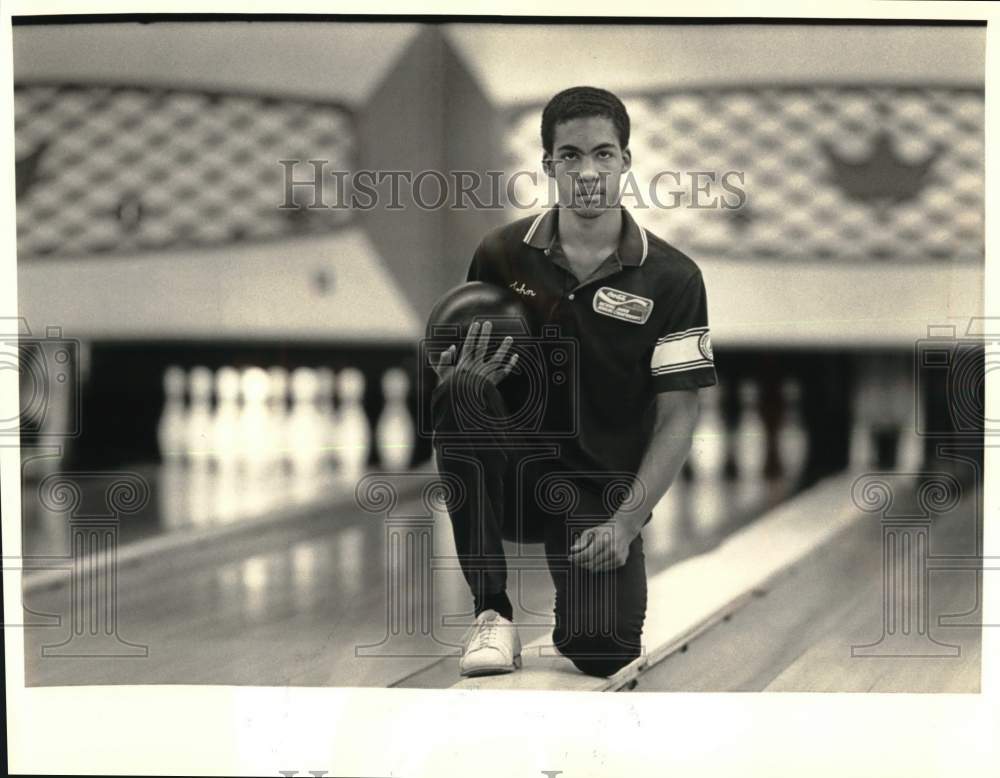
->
[[506, 86, 983, 262], [15, 83, 356, 258]]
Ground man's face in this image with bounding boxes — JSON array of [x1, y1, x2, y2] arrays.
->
[[544, 115, 631, 218]]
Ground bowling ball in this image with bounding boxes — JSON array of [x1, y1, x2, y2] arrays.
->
[[422, 281, 537, 412], [424, 281, 537, 347]]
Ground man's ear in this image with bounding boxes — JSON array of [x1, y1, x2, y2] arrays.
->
[[542, 154, 555, 177], [622, 147, 632, 173]]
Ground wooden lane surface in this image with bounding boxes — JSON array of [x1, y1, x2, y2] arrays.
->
[[23, 471, 793, 688], [637, 489, 981, 693], [22, 498, 469, 688]]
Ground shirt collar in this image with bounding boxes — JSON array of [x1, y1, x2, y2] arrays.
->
[[522, 205, 649, 267]]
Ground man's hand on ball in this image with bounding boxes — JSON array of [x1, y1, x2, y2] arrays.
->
[[432, 320, 520, 386]]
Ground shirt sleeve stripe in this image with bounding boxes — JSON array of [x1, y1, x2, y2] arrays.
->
[[651, 328, 712, 373], [652, 359, 715, 376], [656, 325, 708, 346]]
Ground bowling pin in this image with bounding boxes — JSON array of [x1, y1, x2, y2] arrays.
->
[[850, 379, 874, 470], [266, 366, 290, 473], [210, 367, 245, 523], [375, 368, 415, 470], [896, 372, 924, 472], [157, 365, 188, 462], [288, 367, 326, 488], [736, 380, 767, 479], [186, 366, 215, 462], [238, 366, 281, 521], [316, 367, 340, 471], [212, 366, 242, 469], [778, 378, 809, 482], [688, 384, 726, 480], [239, 367, 272, 474], [336, 367, 371, 478], [722, 381, 740, 480], [184, 366, 216, 524]]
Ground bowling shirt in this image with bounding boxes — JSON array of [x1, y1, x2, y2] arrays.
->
[[465, 205, 718, 477]]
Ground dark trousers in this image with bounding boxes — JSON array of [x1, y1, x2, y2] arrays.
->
[[431, 371, 648, 678]]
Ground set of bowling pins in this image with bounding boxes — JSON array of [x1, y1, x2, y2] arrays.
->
[[687, 378, 808, 483], [157, 364, 415, 481], [850, 363, 924, 472]]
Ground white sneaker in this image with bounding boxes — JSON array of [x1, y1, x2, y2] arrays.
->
[[459, 609, 522, 677]]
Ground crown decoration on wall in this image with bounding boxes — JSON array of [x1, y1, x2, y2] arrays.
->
[[14, 83, 357, 258], [507, 85, 983, 262], [822, 130, 944, 219]]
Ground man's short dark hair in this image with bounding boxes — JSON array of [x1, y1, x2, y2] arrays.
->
[[541, 86, 631, 155]]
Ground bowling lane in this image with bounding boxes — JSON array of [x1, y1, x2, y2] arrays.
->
[[635, 485, 981, 693], [23, 485, 470, 687], [23, 466, 801, 688], [20, 460, 347, 558]]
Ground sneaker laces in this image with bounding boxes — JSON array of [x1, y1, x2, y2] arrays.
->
[[474, 619, 498, 650], [463, 613, 503, 652]]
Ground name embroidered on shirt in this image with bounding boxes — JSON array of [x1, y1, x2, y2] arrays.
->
[[509, 281, 537, 297], [592, 286, 654, 324]]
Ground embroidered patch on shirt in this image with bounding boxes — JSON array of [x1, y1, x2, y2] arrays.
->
[[592, 287, 654, 324]]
